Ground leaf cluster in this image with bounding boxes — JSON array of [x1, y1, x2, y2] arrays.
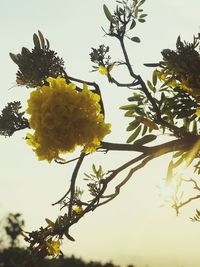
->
[[10, 31, 65, 88], [103, 0, 147, 42], [4, 213, 25, 247], [84, 165, 105, 197], [90, 45, 111, 68], [0, 101, 29, 137], [158, 87, 199, 133], [191, 209, 200, 222], [120, 82, 158, 144]]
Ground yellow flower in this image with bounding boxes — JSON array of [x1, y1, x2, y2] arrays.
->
[[46, 240, 61, 256], [26, 77, 111, 162], [73, 206, 83, 214], [98, 63, 115, 76], [195, 107, 200, 116], [98, 65, 108, 75]]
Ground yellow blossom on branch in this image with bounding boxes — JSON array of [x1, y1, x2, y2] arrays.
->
[[26, 77, 111, 162], [73, 206, 83, 214], [99, 65, 108, 75], [98, 63, 115, 76], [46, 240, 61, 256]]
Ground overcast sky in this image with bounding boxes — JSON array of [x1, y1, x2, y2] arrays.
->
[[1, 1, 200, 267]]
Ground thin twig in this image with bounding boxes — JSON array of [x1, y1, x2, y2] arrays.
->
[[182, 178, 200, 191], [173, 195, 200, 213], [97, 155, 153, 207], [61, 69, 105, 117], [52, 153, 85, 206], [54, 153, 90, 165], [68, 153, 86, 219]]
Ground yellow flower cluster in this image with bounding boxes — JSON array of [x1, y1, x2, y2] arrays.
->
[[157, 70, 200, 97], [26, 77, 111, 162], [46, 240, 61, 256], [158, 44, 200, 97]]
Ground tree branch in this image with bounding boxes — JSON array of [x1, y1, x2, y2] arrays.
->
[[173, 195, 200, 215], [101, 136, 199, 154], [96, 155, 153, 207], [52, 153, 85, 207]]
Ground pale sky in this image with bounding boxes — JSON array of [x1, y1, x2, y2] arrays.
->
[[1, 1, 200, 267]]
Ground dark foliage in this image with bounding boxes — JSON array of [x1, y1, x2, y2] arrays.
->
[[0, 101, 29, 137]]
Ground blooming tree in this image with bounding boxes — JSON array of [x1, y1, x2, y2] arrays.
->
[[1, 0, 200, 265]]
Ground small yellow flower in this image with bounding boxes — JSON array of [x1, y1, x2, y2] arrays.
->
[[98, 65, 108, 75], [98, 63, 115, 76], [73, 206, 83, 214], [46, 240, 61, 256]]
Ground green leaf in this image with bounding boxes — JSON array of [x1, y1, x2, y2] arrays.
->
[[64, 232, 75, 241], [127, 125, 142, 143], [98, 165, 103, 176], [165, 160, 174, 184], [126, 120, 140, 131], [128, 94, 143, 102], [160, 76, 174, 88], [139, 14, 148, 18], [144, 63, 161, 67], [173, 156, 184, 168], [21, 47, 31, 56], [160, 92, 166, 104], [127, 96, 136, 102], [45, 38, 50, 49], [134, 134, 157, 145], [9, 53, 20, 65], [135, 107, 145, 116], [142, 124, 148, 136], [92, 164, 97, 174], [138, 18, 145, 23], [120, 104, 137, 110], [129, 19, 136, 30], [103, 4, 115, 23], [138, 0, 146, 7], [84, 173, 91, 179], [131, 36, 141, 43], [184, 151, 195, 167], [173, 151, 184, 158], [38, 30, 45, 50], [152, 70, 158, 86], [33, 33, 41, 49], [124, 110, 135, 117], [147, 80, 156, 93]]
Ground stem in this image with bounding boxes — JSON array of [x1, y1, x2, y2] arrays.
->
[[97, 155, 153, 207], [101, 136, 198, 154], [119, 37, 139, 79], [52, 153, 85, 206], [118, 37, 191, 138], [68, 153, 85, 219]]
